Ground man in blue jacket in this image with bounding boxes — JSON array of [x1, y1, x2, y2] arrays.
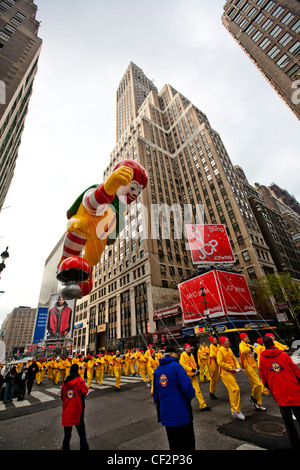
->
[[153, 344, 196, 451]]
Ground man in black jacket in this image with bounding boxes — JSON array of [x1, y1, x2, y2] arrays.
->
[[27, 360, 39, 395]]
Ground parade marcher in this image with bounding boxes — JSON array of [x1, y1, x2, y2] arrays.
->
[[239, 333, 266, 412], [255, 338, 269, 395], [108, 353, 114, 377], [217, 336, 245, 420], [147, 349, 159, 394], [153, 344, 196, 451], [134, 348, 141, 375], [265, 333, 288, 351], [35, 359, 43, 385], [128, 350, 136, 376], [198, 341, 211, 383], [86, 356, 95, 388], [180, 343, 211, 412], [95, 354, 105, 385], [78, 359, 86, 380], [27, 359, 39, 395], [259, 335, 300, 449], [208, 335, 220, 400], [112, 350, 124, 391], [61, 363, 89, 451], [139, 350, 148, 383]]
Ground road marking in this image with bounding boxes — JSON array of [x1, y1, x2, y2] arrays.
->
[[30, 391, 55, 402]]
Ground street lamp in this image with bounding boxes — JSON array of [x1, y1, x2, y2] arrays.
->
[[0, 246, 9, 278]]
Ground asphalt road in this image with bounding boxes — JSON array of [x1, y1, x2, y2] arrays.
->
[[0, 369, 297, 456]]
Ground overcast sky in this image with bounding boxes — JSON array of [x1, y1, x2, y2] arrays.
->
[[0, 0, 299, 326]]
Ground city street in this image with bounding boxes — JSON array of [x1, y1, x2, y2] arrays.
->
[[0, 370, 295, 454]]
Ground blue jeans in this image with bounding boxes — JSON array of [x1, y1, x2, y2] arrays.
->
[[4, 382, 14, 403]]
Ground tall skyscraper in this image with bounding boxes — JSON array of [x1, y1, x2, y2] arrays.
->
[[72, 62, 300, 355], [0, 0, 42, 209], [222, 0, 300, 119]]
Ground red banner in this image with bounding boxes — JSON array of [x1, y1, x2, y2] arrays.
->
[[215, 271, 256, 316], [178, 271, 224, 323], [179, 270, 256, 323], [185, 224, 234, 264]]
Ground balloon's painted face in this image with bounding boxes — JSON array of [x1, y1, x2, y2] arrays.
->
[[117, 180, 143, 204]]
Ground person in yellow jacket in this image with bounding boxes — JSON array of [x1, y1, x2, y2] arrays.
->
[[123, 350, 131, 376], [208, 336, 220, 400], [108, 353, 114, 376], [35, 360, 43, 385], [47, 358, 53, 381], [147, 350, 159, 394], [86, 356, 95, 388], [255, 338, 269, 396], [139, 350, 148, 382], [103, 352, 109, 374], [239, 333, 266, 412], [198, 341, 211, 383], [78, 359, 86, 380], [53, 359, 61, 384], [95, 354, 105, 385], [128, 350, 136, 376], [112, 350, 124, 391], [265, 333, 288, 351], [180, 343, 211, 411], [134, 348, 141, 375], [217, 336, 245, 420], [40, 359, 48, 383], [65, 357, 71, 378]]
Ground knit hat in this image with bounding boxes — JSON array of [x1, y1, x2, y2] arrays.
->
[[240, 333, 247, 341], [208, 336, 215, 343], [184, 343, 191, 349], [265, 333, 274, 337], [219, 336, 228, 345], [257, 338, 263, 344]]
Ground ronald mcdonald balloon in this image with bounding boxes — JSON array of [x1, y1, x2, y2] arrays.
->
[[57, 159, 148, 299]]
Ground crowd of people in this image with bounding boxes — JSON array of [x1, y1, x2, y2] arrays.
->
[[1, 331, 299, 450]]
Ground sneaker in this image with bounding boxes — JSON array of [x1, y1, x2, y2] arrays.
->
[[232, 410, 245, 421], [257, 405, 266, 411], [249, 396, 260, 410], [210, 393, 218, 400]]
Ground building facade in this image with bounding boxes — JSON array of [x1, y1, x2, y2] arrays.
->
[[72, 62, 298, 355], [0, 0, 42, 210], [222, 0, 300, 119], [1, 306, 36, 357]]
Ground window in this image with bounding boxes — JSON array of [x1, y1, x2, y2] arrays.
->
[[248, 7, 258, 18], [286, 64, 300, 79], [247, 267, 257, 279], [264, 0, 275, 12], [291, 19, 300, 34], [276, 54, 291, 69], [242, 250, 250, 261], [269, 25, 282, 38], [272, 5, 285, 18], [0, 30, 10, 41], [254, 12, 265, 24], [252, 30, 263, 42], [245, 24, 255, 35], [261, 18, 273, 30], [281, 12, 295, 25], [289, 41, 300, 56], [259, 37, 271, 50], [267, 45, 280, 59], [239, 18, 249, 29], [279, 32, 293, 47]]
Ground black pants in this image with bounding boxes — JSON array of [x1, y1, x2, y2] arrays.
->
[[279, 405, 300, 449], [165, 421, 195, 451], [62, 419, 89, 451]]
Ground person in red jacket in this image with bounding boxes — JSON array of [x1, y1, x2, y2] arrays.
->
[[61, 363, 89, 451], [259, 335, 300, 449]]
